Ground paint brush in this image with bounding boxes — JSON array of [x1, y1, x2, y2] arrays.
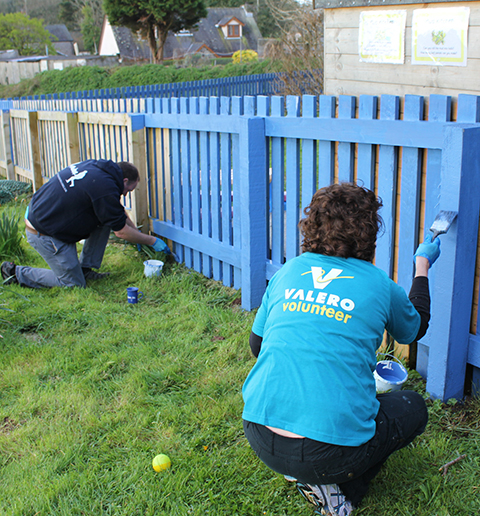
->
[[429, 210, 458, 241]]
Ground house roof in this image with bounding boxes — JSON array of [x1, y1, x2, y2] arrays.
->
[[0, 49, 19, 60], [103, 7, 262, 61], [45, 25, 74, 42], [112, 25, 151, 60], [165, 7, 262, 59], [216, 16, 245, 27]]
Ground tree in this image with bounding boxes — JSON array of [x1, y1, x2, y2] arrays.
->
[[59, 0, 104, 40], [0, 12, 56, 55], [59, 0, 80, 30], [81, 4, 100, 53], [264, 3, 324, 96], [103, 0, 208, 64], [28, 0, 64, 25]]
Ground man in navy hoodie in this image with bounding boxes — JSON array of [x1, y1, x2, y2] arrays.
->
[[1, 159, 169, 288]]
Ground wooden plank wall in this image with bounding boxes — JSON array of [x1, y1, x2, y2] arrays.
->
[[324, 1, 480, 110]]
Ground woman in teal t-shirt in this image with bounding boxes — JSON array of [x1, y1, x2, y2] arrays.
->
[[242, 183, 441, 516]]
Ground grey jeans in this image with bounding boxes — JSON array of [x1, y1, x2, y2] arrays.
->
[[16, 225, 111, 288]]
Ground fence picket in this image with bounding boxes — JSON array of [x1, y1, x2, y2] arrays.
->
[[376, 95, 400, 278], [209, 97, 222, 281], [170, 98, 184, 264], [231, 97, 243, 290], [189, 96, 202, 273], [221, 96, 233, 287], [180, 97, 193, 269], [397, 95, 424, 293], [337, 96, 356, 183], [318, 96, 336, 188], [285, 96, 301, 262], [301, 95, 317, 213], [357, 95, 378, 190], [199, 97, 212, 278], [269, 95, 285, 274]]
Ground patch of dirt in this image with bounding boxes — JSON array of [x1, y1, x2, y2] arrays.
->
[[445, 397, 480, 426], [0, 417, 20, 434]]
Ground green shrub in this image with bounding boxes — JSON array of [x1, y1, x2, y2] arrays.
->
[[0, 59, 279, 98], [232, 50, 258, 64], [105, 64, 180, 88], [34, 66, 110, 94], [0, 180, 31, 204]]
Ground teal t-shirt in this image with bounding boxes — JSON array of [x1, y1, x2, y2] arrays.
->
[[242, 252, 420, 446]]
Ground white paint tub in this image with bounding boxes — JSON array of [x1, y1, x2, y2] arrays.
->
[[374, 355, 408, 393], [143, 259, 164, 278]]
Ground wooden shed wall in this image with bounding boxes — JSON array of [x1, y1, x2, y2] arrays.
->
[[324, 1, 480, 107]]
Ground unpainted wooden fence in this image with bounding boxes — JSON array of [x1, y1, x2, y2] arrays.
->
[[0, 92, 479, 404]]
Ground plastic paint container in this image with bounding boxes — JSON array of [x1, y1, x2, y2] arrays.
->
[[143, 259, 164, 278], [374, 354, 408, 393]]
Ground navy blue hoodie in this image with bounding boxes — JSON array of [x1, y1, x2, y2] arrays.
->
[[28, 159, 127, 243]]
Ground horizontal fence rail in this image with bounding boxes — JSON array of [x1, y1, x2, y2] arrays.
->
[[0, 91, 479, 403]]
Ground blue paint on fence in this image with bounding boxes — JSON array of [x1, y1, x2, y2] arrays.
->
[[4, 89, 480, 401]]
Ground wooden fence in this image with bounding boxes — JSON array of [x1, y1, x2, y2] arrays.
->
[[1, 92, 480, 403]]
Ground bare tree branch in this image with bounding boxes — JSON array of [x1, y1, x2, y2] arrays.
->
[[264, 5, 324, 96]]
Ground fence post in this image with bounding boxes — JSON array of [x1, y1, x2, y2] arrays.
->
[[65, 112, 80, 165], [425, 125, 480, 401], [127, 114, 148, 231], [0, 110, 13, 179], [27, 111, 42, 191], [239, 116, 267, 310]]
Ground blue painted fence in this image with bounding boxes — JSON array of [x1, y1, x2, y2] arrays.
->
[[2, 91, 480, 403], [136, 93, 480, 403], [7, 73, 280, 104]]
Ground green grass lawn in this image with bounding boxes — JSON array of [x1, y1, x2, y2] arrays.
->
[[0, 200, 479, 516]]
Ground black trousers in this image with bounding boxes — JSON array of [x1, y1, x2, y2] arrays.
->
[[243, 390, 428, 507]]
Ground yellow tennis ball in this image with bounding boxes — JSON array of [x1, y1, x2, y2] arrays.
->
[[152, 454, 171, 472]]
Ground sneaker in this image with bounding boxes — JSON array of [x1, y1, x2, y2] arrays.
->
[[1, 261, 18, 285], [296, 482, 353, 516], [82, 268, 111, 281]]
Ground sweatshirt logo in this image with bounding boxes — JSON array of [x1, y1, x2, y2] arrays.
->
[[302, 267, 354, 289], [66, 164, 88, 187], [283, 266, 356, 323]]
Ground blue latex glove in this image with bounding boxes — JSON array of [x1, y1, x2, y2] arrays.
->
[[152, 237, 171, 254], [414, 234, 441, 266]]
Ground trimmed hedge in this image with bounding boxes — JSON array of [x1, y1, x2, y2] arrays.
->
[[0, 60, 279, 99]]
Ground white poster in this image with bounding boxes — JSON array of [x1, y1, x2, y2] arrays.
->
[[359, 10, 407, 64], [412, 7, 470, 66]]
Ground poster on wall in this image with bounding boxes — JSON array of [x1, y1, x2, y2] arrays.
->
[[412, 7, 470, 66], [358, 10, 406, 64]]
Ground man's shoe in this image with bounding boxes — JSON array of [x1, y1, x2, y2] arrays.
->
[[82, 268, 111, 281], [1, 261, 18, 285], [296, 483, 353, 515]]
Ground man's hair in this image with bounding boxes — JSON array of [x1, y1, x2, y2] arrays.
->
[[299, 182, 383, 262], [118, 162, 139, 183]]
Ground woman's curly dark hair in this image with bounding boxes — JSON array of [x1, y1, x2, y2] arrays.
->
[[299, 183, 383, 262]]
